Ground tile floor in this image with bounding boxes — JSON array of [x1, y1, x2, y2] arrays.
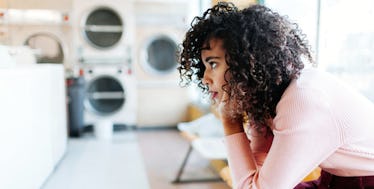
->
[[137, 129, 230, 189], [41, 128, 230, 189], [42, 131, 150, 189]]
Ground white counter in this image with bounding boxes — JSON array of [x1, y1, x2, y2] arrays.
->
[[0, 64, 67, 189]]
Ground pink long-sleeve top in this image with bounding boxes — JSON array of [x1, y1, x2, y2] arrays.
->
[[225, 68, 374, 189]]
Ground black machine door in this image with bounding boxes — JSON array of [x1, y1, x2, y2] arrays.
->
[[83, 7, 123, 49], [86, 76, 126, 115], [146, 36, 178, 74]]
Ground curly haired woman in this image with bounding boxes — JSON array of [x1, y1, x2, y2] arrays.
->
[[178, 2, 374, 189]]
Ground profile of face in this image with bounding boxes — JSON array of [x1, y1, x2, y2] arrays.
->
[[201, 38, 230, 104]]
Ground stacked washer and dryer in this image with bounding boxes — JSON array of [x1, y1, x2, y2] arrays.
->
[[134, 0, 193, 127], [71, 0, 195, 128], [71, 0, 137, 127]]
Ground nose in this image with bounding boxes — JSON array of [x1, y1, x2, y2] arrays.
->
[[202, 70, 211, 86]]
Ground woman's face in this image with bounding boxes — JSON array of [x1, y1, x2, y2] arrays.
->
[[201, 38, 230, 104]]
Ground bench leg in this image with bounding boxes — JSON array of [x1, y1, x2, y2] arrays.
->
[[172, 144, 222, 184]]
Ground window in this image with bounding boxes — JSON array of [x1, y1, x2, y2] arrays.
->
[[319, 0, 374, 101]]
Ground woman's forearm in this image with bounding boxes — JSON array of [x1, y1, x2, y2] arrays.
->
[[225, 133, 258, 188]]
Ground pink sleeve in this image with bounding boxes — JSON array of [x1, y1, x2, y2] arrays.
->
[[225, 133, 256, 187], [225, 133, 265, 188], [224, 86, 343, 189]]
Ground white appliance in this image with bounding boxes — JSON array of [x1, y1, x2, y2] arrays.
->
[[0, 64, 67, 189], [1, 45, 36, 67], [71, 0, 135, 65], [134, 0, 192, 127], [4, 9, 73, 68], [83, 65, 137, 127]]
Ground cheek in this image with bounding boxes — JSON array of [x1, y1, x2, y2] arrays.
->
[[218, 74, 227, 88], [218, 79, 225, 89], [216, 81, 226, 102]]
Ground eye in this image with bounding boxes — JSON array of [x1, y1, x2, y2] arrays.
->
[[208, 62, 217, 69]]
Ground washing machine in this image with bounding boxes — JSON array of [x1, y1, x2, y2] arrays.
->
[[82, 65, 137, 127], [134, 0, 192, 128], [5, 9, 73, 68], [71, 0, 135, 65]]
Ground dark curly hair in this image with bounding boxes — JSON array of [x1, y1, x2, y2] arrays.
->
[[178, 2, 313, 130]]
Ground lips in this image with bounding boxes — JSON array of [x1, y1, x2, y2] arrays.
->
[[209, 91, 218, 100]]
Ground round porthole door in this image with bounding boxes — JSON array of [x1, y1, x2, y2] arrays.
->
[[143, 35, 178, 75], [85, 76, 126, 115], [24, 33, 64, 64], [83, 7, 123, 49]]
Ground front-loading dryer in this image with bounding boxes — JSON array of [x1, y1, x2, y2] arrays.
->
[[83, 65, 137, 127], [71, 0, 135, 65], [5, 9, 73, 68]]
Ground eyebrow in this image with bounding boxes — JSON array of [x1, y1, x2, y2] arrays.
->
[[205, 56, 220, 62]]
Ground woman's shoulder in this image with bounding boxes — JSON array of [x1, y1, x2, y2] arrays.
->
[[282, 67, 344, 100], [273, 68, 337, 130]]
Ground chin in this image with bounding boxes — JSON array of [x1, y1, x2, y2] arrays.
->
[[209, 98, 218, 105]]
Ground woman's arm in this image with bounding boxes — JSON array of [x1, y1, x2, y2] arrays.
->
[[223, 87, 343, 189], [223, 122, 273, 188]]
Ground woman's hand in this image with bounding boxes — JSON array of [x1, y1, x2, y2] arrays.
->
[[216, 92, 244, 135]]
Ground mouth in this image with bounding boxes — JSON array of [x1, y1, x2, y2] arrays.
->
[[209, 91, 218, 100]]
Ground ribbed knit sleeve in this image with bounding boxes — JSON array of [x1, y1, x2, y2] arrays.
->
[[225, 133, 259, 188], [224, 78, 343, 189]]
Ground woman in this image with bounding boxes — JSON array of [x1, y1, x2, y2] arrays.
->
[[178, 2, 374, 189]]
